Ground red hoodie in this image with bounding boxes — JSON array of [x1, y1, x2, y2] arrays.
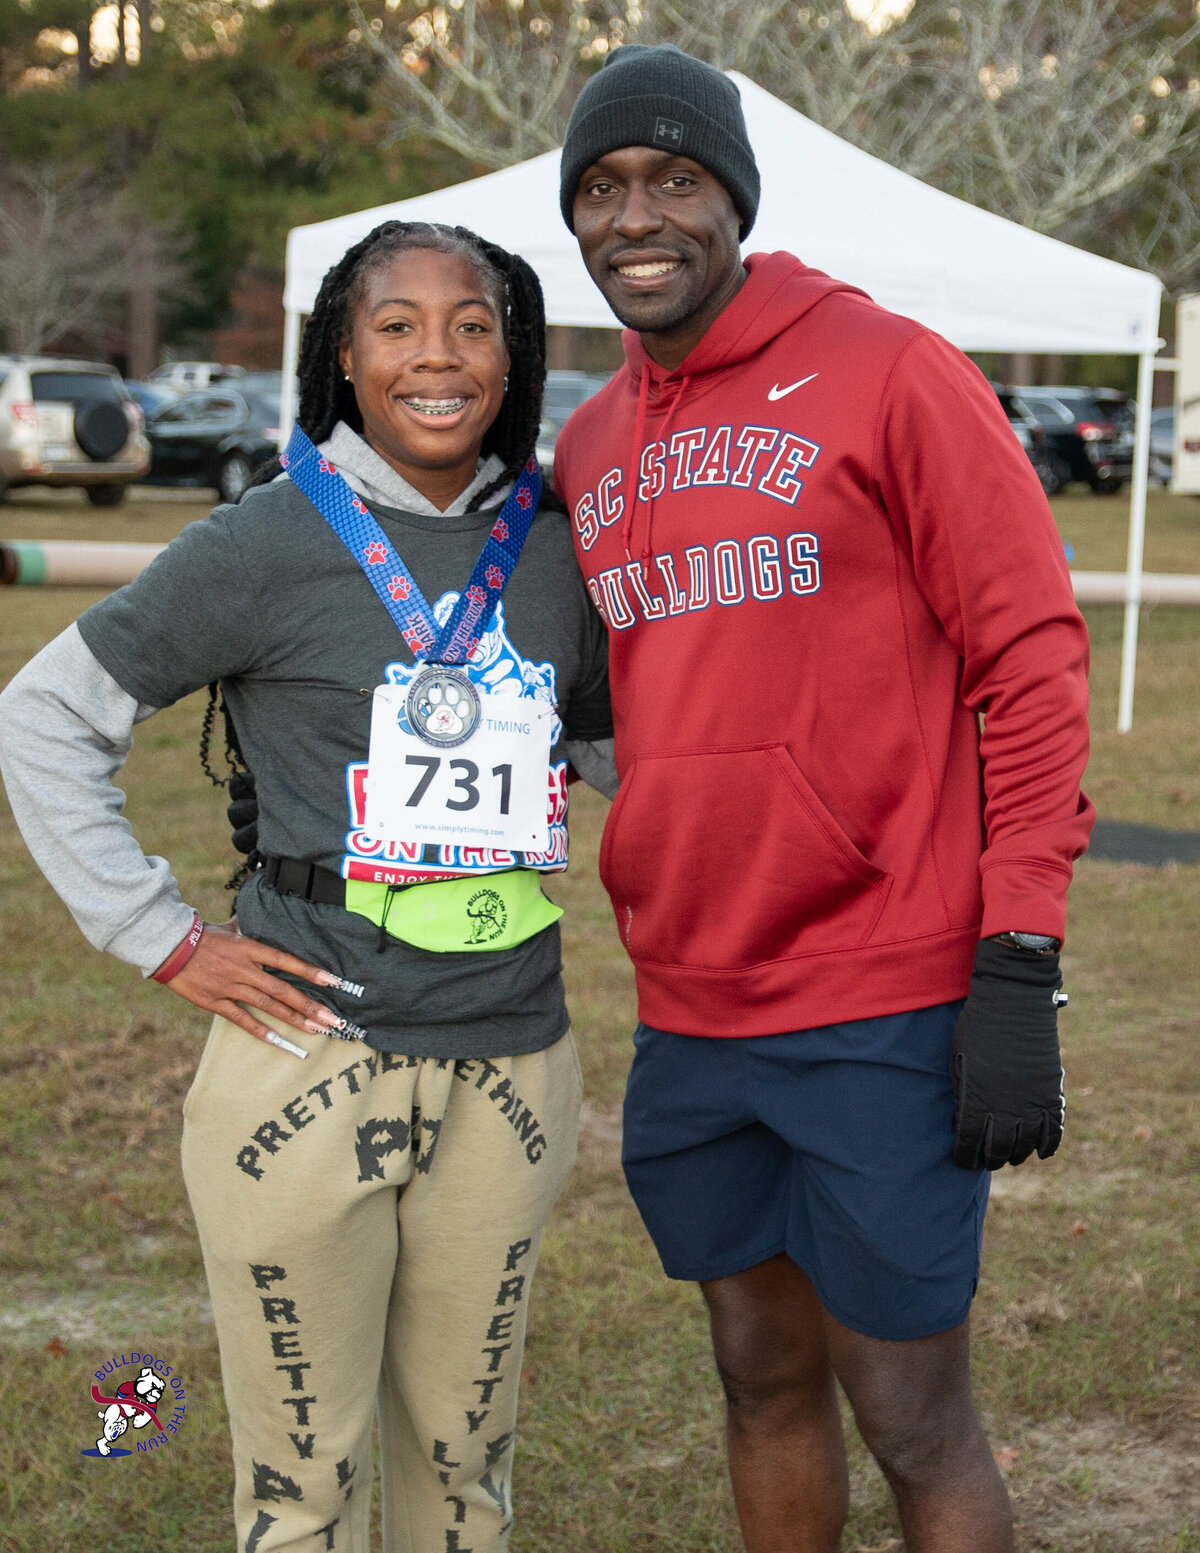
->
[[555, 252, 1094, 1038]]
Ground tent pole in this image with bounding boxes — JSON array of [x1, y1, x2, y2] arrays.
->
[[278, 309, 302, 450], [1117, 348, 1156, 732]]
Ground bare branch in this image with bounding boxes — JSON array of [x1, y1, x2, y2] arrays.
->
[[0, 165, 191, 357], [0, 168, 129, 352], [356, 0, 1200, 288]]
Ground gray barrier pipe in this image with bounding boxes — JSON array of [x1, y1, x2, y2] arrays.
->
[[1, 540, 166, 588], [5, 540, 1200, 607]]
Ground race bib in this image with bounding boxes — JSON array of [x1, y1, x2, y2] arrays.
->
[[363, 676, 553, 852]]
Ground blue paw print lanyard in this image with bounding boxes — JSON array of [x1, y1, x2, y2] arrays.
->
[[282, 426, 554, 854], [282, 425, 541, 664]]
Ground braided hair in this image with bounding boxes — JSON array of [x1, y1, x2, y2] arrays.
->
[[204, 222, 552, 882], [250, 220, 548, 510]]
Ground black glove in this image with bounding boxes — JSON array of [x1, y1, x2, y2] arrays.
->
[[950, 937, 1065, 1170], [226, 767, 260, 857]]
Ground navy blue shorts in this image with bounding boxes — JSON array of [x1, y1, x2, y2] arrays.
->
[[621, 1004, 989, 1342]]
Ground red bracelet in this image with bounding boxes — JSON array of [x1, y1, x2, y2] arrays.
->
[[152, 913, 205, 984]]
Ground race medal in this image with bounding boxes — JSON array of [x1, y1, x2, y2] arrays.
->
[[364, 681, 553, 853], [406, 665, 481, 748]]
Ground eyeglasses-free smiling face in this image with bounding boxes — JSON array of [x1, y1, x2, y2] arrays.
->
[[338, 247, 511, 511], [572, 147, 746, 371]]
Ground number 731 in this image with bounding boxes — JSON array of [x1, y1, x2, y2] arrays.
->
[[404, 755, 513, 814]]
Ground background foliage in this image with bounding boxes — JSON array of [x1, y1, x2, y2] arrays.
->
[[2, 0, 1200, 366]]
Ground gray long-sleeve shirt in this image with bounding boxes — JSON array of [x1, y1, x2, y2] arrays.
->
[[0, 622, 190, 972], [0, 427, 616, 1055]]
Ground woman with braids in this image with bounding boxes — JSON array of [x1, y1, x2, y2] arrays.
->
[[0, 222, 612, 1550]]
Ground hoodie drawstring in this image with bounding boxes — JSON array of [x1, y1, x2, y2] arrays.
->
[[620, 363, 651, 562], [620, 367, 691, 565], [643, 375, 689, 564]]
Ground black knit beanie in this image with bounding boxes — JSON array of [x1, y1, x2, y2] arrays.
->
[[559, 45, 760, 240]]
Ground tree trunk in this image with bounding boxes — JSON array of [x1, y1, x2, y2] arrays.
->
[[75, 23, 92, 88], [136, 0, 152, 65], [1007, 353, 1034, 386], [127, 233, 158, 380], [115, 1, 128, 73]]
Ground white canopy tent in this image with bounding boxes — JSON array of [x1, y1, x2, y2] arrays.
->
[[282, 73, 1163, 728]]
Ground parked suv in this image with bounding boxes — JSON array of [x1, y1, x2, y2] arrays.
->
[[536, 369, 612, 466], [0, 355, 150, 506], [1008, 386, 1134, 493], [994, 387, 1072, 496]]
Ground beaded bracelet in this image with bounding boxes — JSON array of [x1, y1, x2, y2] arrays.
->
[[151, 913, 205, 985]]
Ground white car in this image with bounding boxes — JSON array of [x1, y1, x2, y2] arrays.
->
[[0, 355, 150, 507], [148, 361, 246, 393]]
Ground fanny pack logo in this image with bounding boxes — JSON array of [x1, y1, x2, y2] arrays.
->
[[466, 888, 508, 944]]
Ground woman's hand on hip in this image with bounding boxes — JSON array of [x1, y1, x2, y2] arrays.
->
[[161, 918, 351, 1043]]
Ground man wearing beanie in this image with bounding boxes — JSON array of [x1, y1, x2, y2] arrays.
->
[[554, 43, 1092, 1553]]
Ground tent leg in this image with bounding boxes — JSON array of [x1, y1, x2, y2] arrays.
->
[[1117, 349, 1156, 732], [278, 309, 302, 451], [1117, 596, 1141, 734]]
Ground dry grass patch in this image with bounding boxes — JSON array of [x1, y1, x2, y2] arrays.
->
[[1051, 486, 1200, 577], [1, 494, 1199, 1549]]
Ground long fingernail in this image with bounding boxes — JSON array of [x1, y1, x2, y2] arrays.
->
[[318, 973, 366, 998], [312, 1006, 344, 1028], [327, 1020, 368, 1043], [265, 1030, 308, 1060]]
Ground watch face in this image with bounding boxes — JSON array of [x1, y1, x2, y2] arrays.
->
[[1009, 932, 1060, 952]]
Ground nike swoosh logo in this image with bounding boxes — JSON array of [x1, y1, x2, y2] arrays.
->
[[768, 374, 819, 400]]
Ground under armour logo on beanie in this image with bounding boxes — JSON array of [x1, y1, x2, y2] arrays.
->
[[559, 44, 761, 240]]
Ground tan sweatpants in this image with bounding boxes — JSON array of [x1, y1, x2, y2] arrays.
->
[[180, 1015, 581, 1553]]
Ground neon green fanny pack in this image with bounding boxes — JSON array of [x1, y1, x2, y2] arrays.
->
[[344, 869, 562, 953]]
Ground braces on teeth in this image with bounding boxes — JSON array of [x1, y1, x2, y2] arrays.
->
[[405, 398, 465, 415]]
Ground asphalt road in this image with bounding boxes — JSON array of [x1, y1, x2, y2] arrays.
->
[[1087, 819, 1200, 866]]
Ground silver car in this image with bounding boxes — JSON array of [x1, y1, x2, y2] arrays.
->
[[1149, 406, 1173, 487], [0, 355, 150, 507]]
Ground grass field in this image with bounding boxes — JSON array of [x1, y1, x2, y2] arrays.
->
[[0, 484, 1198, 1552]]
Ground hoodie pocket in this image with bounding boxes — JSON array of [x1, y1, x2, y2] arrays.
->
[[599, 745, 892, 970]]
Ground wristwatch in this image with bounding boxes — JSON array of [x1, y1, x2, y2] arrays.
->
[[991, 931, 1061, 955]]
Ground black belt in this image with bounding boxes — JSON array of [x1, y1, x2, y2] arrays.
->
[[261, 855, 348, 906], [261, 854, 424, 954]]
